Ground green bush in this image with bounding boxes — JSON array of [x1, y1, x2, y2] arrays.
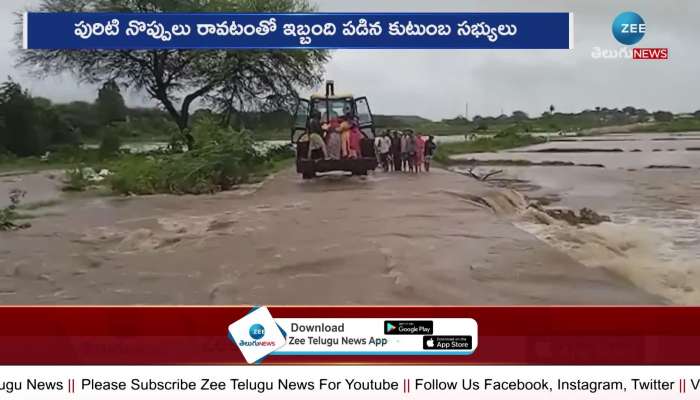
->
[[0, 147, 16, 163], [108, 156, 162, 194], [98, 124, 125, 158], [495, 127, 519, 138], [63, 167, 92, 191], [109, 118, 269, 195]]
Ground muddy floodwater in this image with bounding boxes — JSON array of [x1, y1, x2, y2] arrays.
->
[[0, 161, 659, 304], [453, 132, 700, 304]]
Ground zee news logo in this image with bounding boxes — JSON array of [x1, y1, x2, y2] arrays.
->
[[593, 11, 668, 60], [237, 323, 277, 347]]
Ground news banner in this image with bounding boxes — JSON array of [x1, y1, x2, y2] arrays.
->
[[1, 306, 700, 399], [22, 12, 573, 49]]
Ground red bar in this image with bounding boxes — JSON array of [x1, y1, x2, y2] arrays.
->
[[0, 306, 699, 365]]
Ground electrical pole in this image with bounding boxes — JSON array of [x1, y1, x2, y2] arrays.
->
[[465, 102, 469, 120]]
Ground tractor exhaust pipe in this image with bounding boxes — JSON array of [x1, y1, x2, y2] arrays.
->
[[325, 80, 335, 97]]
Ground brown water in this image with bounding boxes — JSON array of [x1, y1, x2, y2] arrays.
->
[[453, 132, 700, 303], [0, 167, 657, 305]]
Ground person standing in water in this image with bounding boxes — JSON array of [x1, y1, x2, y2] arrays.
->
[[400, 131, 409, 172], [378, 133, 392, 172], [414, 134, 426, 173], [405, 131, 417, 173], [391, 131, 402, 172], [424, 135, 437, 172]]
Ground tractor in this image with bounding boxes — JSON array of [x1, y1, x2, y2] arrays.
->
[[290, 81, 378, 179]]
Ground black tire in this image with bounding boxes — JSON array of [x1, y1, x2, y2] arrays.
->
[[302, 171, 315, 180]]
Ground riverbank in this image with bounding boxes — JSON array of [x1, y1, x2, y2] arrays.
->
[[434, 133, 544, 165], [0, 167, 659, 304]]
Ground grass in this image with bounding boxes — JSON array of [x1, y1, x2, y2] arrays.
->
[[636, 119, 700, 133], [434, 133, 545, 165]]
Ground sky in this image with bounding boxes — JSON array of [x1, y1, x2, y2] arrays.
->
[[0, 0, 697, 120]]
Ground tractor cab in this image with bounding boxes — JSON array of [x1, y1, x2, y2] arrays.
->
[[291, 81, 378, 179]]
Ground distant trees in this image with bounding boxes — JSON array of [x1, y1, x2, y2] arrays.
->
[[54, 101, 101, 138], [622, 106, 637, 115], [0, 80, 53, 156], [95, 80, 127, 126], [511, 110, 529, 121], [0, 79, 78, 156], [653, 111, 674, 122], [0, 81, 41, 156], [0, 77, 178, 158]]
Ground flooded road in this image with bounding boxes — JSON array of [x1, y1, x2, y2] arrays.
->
[[453, 132, 700, 303], [0, 167, 658, 305]]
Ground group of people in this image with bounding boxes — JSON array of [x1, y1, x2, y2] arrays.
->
[[374, 130, 437, 173], [304, 109, 365, 161], [301, 109, 438, 173]]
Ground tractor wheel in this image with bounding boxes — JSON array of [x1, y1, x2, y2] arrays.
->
[[302, 171, 315, 180]]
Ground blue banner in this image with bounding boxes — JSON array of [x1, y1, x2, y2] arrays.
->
[[23, 12, 573, 50]]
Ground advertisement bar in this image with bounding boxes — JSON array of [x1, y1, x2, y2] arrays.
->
[[1, 307, 700, 364], [23, 12, 573, 49], [272, 317, 477, 356]]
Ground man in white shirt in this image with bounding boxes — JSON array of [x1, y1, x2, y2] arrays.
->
[[378, 133, 392, 172]]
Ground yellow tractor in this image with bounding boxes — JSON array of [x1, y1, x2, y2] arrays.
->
[[291, 81, 378, 179]]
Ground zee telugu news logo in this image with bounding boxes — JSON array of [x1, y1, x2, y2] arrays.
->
[[237, 323, 277, 347], [611, 11, 668, 60]]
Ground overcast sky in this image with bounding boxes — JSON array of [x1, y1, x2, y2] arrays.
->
[[1, 0, 697, 120]]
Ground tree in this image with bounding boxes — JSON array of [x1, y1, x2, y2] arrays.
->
[[34, 98, 77, 146], [511, 110, 528, 121], [622, 106, 637, 115], [17, 0, 329, 148], [0, 80, 49, 156], [54, 101, 101, 138], [549, 104, 555, 114], [652, 111, 674, 122], [95, 80, 127, 126]]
